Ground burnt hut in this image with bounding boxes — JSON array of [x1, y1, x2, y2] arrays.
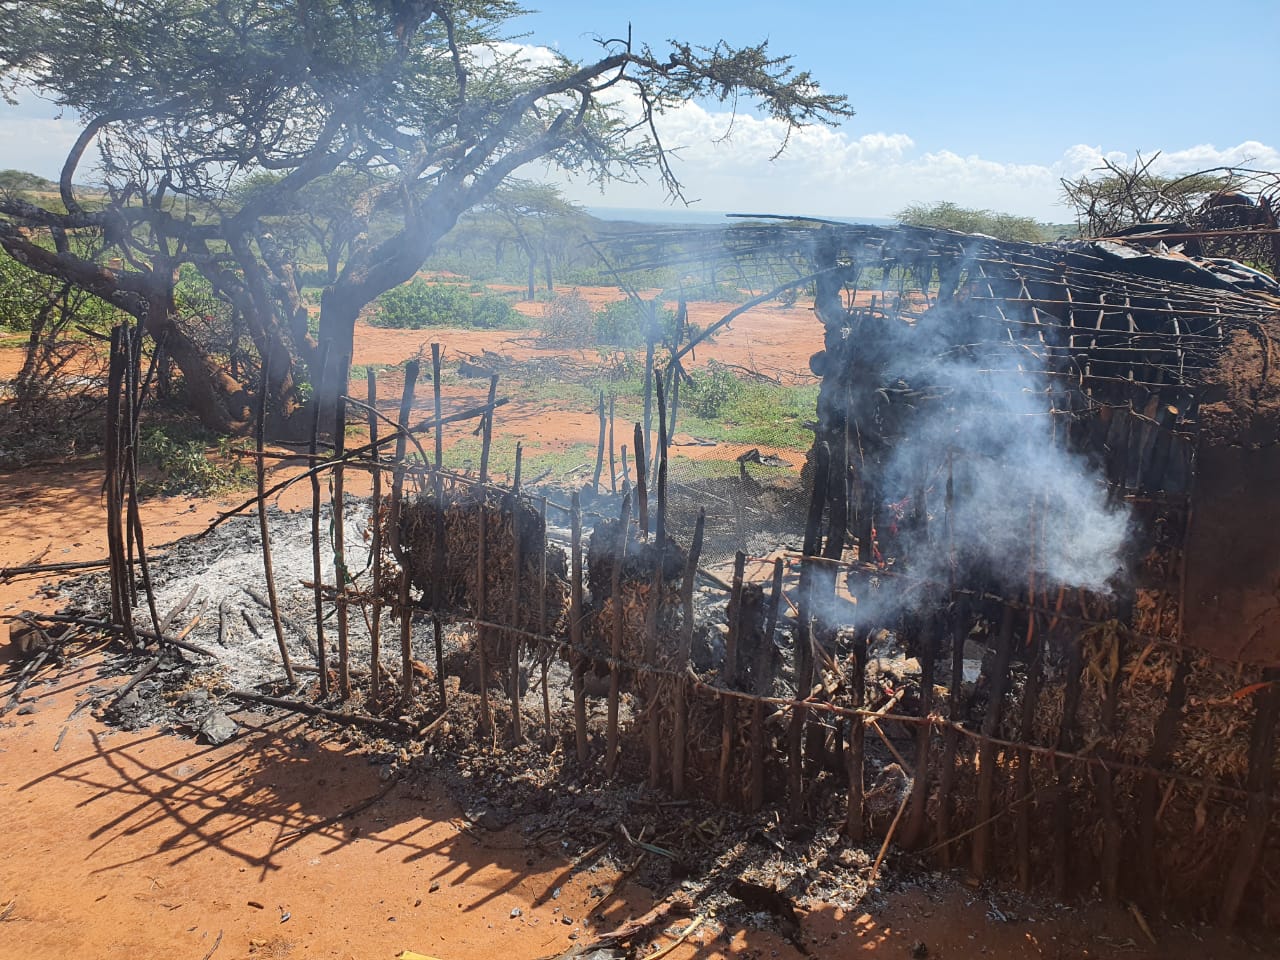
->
[[612, 219, 1280, 924]]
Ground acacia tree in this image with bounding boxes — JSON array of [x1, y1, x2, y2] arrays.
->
[[485, 181, 589, 299], [895, 201, 1050, 243], [0, 0, 851, 434]]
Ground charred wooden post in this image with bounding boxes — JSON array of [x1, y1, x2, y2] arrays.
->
[[104, 326, 128, 636], [844, 628, 868, 841], [717, 551, 747, 806], [971, 602, 1016, 879], [121, 324, 161, 641], [475, 514, 491, 734], [509, 444, 524, 744], [391, 359, 420, 706], [478, 373, 499, 482], [255, 345, 296, 688], [750, 557, 785, 812], [605, 492, 633, 777], [367, 368, 384, 701], [607, 395, 617, 493], [121, 324, 138, 613], [475, 374, 499, 735], [1014, 615, 1044, 892], [647, 377, 670, 788], [309, 343, 331, 695], [903, 610, 939, 849], [332, 370, 351, 699], [633, 424, 648, 537], [121, 325, 161, 640], [431, 345, 447, 709], [593, 391, 606, 492], [790, 441, 829, 820], [570, 493, 588, 765], [1138, 650, 1191, 904], [1219, 667, 1280, 927], [539, 496, 552, 741], [672, 508, 705, 798], [933, 466, 965, 866], [1095, 626, 1126, 904], [1053, 615, 1086, 895]]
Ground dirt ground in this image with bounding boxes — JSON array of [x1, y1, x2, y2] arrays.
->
[[1, 301, 1277, 960]]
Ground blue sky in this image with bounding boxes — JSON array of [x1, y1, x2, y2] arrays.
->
[[514, 0, 1278, 161], [3, 0, 1277, 220]]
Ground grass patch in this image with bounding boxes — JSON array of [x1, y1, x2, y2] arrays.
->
[[664, 455, 797, 482], [674, 380, 818, 450], [137, 423, 252, 497]]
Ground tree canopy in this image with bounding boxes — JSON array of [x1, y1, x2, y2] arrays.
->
[[894, 201, 1051, 243], [0, 0, 852, 433]]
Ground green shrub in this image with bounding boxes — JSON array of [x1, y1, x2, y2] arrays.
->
[[137, 425, 250, 496], [593, 299, 683, 348], [371, 278, 523, 330], [683, 361, 743, 418]]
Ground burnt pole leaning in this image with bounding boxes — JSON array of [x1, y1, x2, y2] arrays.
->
[[255, 345, 296, 689], [475, 373, 499, 736], [791, 441, 830, 821], [431, 344, 447, 709], [570, 493, 588, 764], [508, 443, 524, 744], [309, 343, 331, 695], [606, 492, 633, 777], [390, 359, 420, 706], [672, 509, 706, 798], [367, 368, 384, 702], [647, 375, 671, 787], [332, 359, 352, 699]]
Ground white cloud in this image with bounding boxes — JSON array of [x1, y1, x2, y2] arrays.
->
[[540, 65, 1279, 220], [0, 115, 82, 180]]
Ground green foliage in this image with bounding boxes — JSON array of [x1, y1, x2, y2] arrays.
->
[[683, 361, 744, 418], [0, 252, 120, 333], [593, 299, 681, 348], [370, 279, 524, 331], [896, 201, 1051, 242], [137, 424, 250, 497], [677, 378, 819, 449], [0, 0, 851, 430]]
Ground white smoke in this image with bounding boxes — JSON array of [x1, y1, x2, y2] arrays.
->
[[849, 297, 1131, 622]]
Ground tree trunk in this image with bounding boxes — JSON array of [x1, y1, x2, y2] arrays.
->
[[140, 282, 252, 433], [314, 285, 362, 427]]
